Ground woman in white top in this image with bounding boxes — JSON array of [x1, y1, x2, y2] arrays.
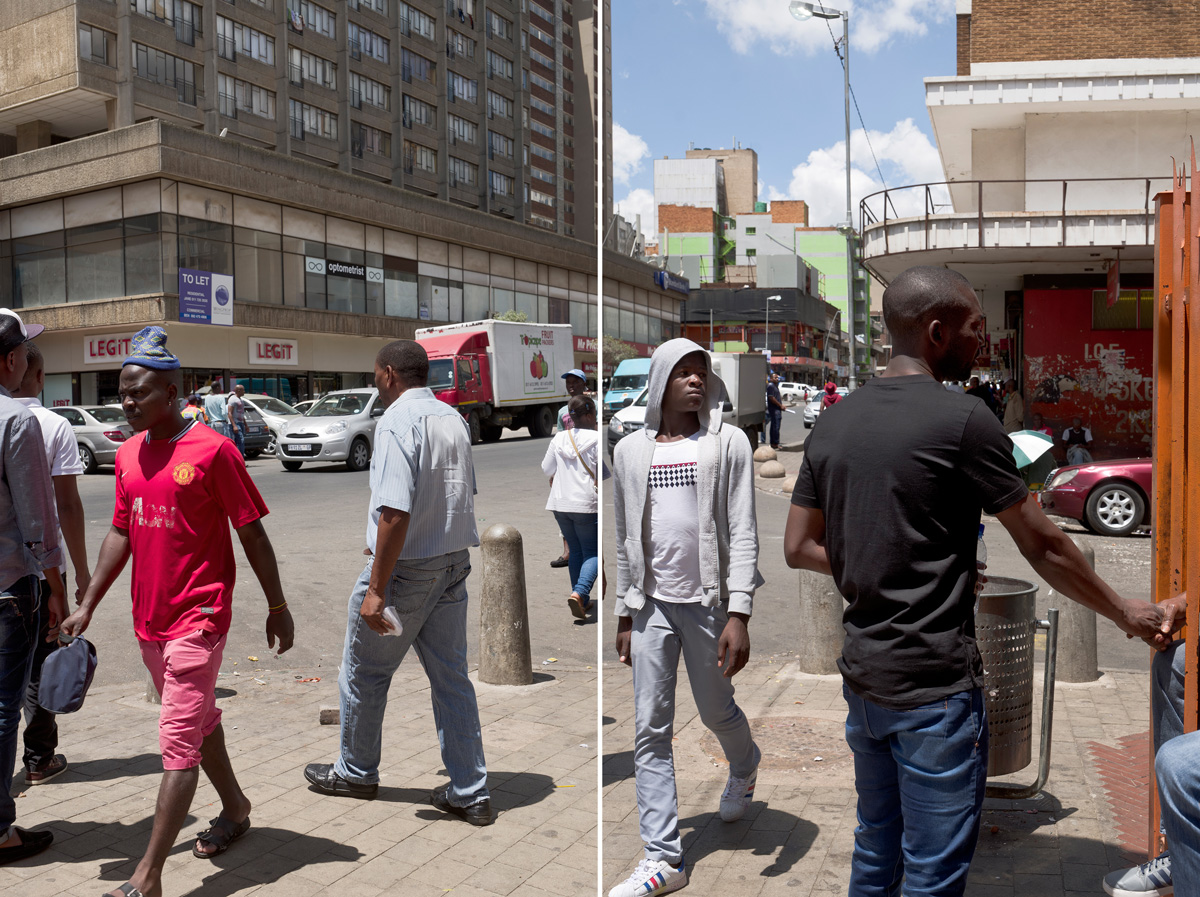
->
[[541, 396, 606, 619]]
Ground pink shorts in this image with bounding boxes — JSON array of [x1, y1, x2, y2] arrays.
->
[[139, 629, 226, 770]]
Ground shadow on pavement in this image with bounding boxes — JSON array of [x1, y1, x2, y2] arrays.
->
[[679, 806, 819, 878], [601, 748, 633, 784]]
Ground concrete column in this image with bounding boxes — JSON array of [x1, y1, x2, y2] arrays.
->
[[478, 523, 533, 685], [1050, 538, 1100, 682], [796, 569, 845, 675], [15, 121, 52, 153]]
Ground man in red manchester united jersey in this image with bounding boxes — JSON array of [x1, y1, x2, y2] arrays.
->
[[61, 327, 294, 897]]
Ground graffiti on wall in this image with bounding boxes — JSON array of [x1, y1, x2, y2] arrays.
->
[[1024, 290, 1153, 460]]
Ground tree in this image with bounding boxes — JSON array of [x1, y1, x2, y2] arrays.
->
[[604, 335, 639, 365], [493, 309, 528, 322]]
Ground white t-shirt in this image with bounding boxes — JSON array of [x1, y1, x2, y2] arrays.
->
[[643, 433, 703, 603], [541, 427, 606, 514], [15, 397, 83, 578]]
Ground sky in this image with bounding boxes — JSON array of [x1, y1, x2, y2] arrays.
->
[[611, 0, 960, 242]]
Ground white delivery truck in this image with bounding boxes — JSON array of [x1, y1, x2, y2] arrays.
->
[[415, 320, 575, 443], [710, 351, 769, 447]]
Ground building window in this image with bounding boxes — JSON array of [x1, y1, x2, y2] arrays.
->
[[746, 248, 756, 257], [216, 17, 274, 65], [488, 130, 513, 160], [530, 188, 555, 208], [349, 72, 390, 110], [352, 0, 388, 13], [217, 73, 276, 120], [1092, 289, 1154, 330], [530, 95, 554, 117], [449, 156, 478, 188], [79, 24, 116, 66], [530, 167, 554, 185], [530, 119, 554, 139], [402, 94, 435, 128], [298, 1, 336, 39], [486, 10, 513, 41], [530, 143, 555, 162], [448, 114, 477, 146], [487, 50, 514, 82], [489, 171, 514, 198], [486, 90, 512, 120], [448, 71, 478, 104], [131, 0, 204, 44], [352, 122, 391, 158], [404, 140, 437, 175], [348, 22, 389, 63], [528, 23, 554, 46], [288, 99, 337, 140], [289, 47, 336, 89], [398, 1, 435, 39], [530, 71, 555, 93], [529, 48, 555, 70], [133, 42, 199, 104], [402, 48, 436, 85], [745, 227, 756, 235], [447, 30, 476, 60]]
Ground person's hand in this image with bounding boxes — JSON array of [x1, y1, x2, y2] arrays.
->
[[1118, 598, 1170, 650], [266, 607, 295, 654], [717, 613, 750, 679], [1144, 592, 1187, 648], [975, 562, 988, 599], [46, 587, 69, 642], [74, 570, 91, 606], [59, 606, 93, 643], [360, 586, 395, 636], [615, 615, 632, 667]]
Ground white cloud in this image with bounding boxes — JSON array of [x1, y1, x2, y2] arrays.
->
[[615, 188, 657, 243], [613, 122, 651, 186], [766, 118, 949, 226], [697, 0, 954, 56]]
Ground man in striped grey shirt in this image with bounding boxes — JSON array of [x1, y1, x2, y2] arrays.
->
[[305, 340, 492, 825]]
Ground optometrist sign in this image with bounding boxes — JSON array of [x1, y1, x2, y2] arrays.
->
[[178, 268, 233, 326]]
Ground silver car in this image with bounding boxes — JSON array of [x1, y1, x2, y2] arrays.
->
[[50, 405, 134, 473], [803, 395, 823, 428], [277, 388, 382, 472], [242, 393, 302, 455]]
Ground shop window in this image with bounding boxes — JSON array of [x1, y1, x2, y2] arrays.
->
[[305, 270, 326, 309], [282, 253, 306, 307], [14, 248, 66, 308], [328, 274, 366, 314], [464, 283, 489, 320], [234, 245, 283, 304], [570, 300, 587, 337], [548, 296, 569, 324], [384, 270, 418, 318], [67, 239, 124, 302], [1092, 289, 1152, 330], [126, 234, 163, 295], [492, 287, 514, 315], [516, 290, 537, 321]]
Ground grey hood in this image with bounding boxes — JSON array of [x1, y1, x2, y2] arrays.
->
[[642, 338, 726, 439]]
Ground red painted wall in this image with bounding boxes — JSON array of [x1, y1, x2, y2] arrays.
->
[[1023, 289, 1153, 460]]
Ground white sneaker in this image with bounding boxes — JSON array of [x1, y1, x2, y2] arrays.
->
[[719, 767, 757, 821], [1103, 853, 1172, 897], [607, 858, 688, 897]]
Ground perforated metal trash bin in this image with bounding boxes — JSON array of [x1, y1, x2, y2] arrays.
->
[[974, 576, 1060, 799]]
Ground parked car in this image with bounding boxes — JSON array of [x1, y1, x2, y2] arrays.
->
[[276, 388, 383, 472], [607, 388, 648, 458], [241, 408, 272, 459], [1038, 457, 1152, 536], [803, 395, 823, 428], [779, 381, 808, 403], [291, 399, 317, 415], [49, 405, 134, 473], [241, 393, 301, 455]]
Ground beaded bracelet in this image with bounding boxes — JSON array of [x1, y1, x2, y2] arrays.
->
[[268, 602, 288, 614]]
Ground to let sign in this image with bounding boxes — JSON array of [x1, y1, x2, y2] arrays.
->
[[248, 337, 299, 366], [84, 334, 134, 365]]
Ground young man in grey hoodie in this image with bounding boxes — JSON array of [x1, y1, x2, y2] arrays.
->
[[609, 338, 763, 897]]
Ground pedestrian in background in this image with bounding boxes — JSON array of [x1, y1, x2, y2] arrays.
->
[[226, 384, 247, 458], [821, 380, 842, 410], [12, 340, 89, 788], [966, 376, 998, 414], [784, 265, 1165, 897], [203, 387, 227, 436], [305, 340, 493, 827], [766, 372, 784, 450], [61, 326, 294, 897], [1063, 416, 1095, 465], [609, 339, 763, 897], [550, 368, 589, 571], [0, 309, 65, 865], [1031, 412, 1053, 437], [542, 395, 605, 620], [1003, 378, 1024, 433], [182, 394, 208, 426]]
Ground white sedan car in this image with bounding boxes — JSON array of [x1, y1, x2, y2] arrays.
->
[[276, 388, 383, 472]]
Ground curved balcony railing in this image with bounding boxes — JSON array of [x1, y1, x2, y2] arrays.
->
[[859, 176, 1171, 256]]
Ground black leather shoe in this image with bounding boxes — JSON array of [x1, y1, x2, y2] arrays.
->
[[303, 763, 378, 799], [550, 555, 569, 568], [0, 827, 53, 865], [430, 785, 494, 826]]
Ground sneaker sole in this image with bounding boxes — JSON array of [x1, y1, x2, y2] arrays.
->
[[25, 763, 68, 786], [568, 596, 587, 619], [1104, 885, 1172, 897]]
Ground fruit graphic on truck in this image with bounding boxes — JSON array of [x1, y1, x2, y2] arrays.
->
[[529, 351, 548, 379]]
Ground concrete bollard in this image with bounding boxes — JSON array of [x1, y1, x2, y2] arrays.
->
[[1050, 537, 1100, 682], [479, 523, 533, 686], [797, 569, 845, 674]]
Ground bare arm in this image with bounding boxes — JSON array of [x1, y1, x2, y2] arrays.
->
[[996, 494, 1164, 643], [60, 525, 132, 638], [783, 504, 832, 575], [52, 473, 90, 601], [236, 519, 294, 654]]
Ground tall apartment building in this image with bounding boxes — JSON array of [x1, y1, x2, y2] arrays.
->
[[0, 0, 611, 411], [1, 0, 595, 241]]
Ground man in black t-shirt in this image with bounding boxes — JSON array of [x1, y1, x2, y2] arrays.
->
[[783, 266, 1166, 897], [765, 373, 784, 449]]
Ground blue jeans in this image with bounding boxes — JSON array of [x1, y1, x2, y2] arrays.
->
[[230, 421, 246, 457], [768, 409, 782, 446], [552, 511, 597, 601], [335, 550, 489, 806], [210, 419, 227, 437], [0, 576, 43, 831], [844, 685, 989, 897], [1151, 641, 1200, 894]]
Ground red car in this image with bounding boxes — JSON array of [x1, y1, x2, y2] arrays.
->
[[1038, 458, 1152, 537]]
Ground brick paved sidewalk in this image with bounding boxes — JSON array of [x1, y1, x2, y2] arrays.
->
[[2, 660, 597, 897], [602, 658, 1155, 897]]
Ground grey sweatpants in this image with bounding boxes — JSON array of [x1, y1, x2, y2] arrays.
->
[[631, 598, 760, 863]]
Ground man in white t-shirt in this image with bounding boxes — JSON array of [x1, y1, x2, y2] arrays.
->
[[609, 339, 763, 897], [204, 387, 228, 436], [12, 342, 90, 786]]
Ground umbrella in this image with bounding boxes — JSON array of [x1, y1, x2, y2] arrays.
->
[[1010, 430, 1054, 469]]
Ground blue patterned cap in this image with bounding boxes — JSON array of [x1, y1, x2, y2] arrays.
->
[[122, 326, 180, 370]]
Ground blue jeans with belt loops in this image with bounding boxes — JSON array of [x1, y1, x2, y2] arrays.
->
[[334, 550, 489, 806], [0, 576, 42, 832], [843, 685, 989, 897]]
